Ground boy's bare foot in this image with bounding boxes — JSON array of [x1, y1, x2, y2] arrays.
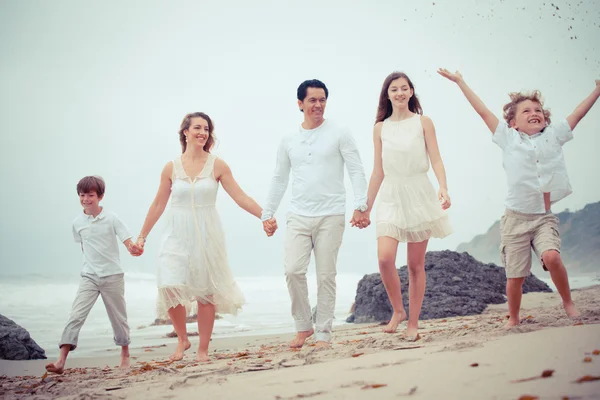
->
[[196, 349, 210, 362], [504, 317, 520, 329], [289, 329, 314, 348], [383, 311, 407, 333], [119, 353, 130, 370], [314, 340, 330, 349], [564, 302, 580, 319], [45, 360, 65, 375], [169, 339, 191, 361]]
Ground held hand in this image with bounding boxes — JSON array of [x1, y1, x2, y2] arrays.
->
[[437, 68, 463, 84], [438, 188, 451, 210], [262, 218, 278, 237], [135, 236, 146, 252], [350, 210, 371, 229], [129, 243, 143, 257]]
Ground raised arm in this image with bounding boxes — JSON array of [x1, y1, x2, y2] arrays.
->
[[566, 80, 600, 130], [261, 138, 291, 221], [215, 158, 262, 219], [137, 162, 173, 247], [422, 116, 451, 210], [437, 68, 499, 133], [366, 122, 384, 213]]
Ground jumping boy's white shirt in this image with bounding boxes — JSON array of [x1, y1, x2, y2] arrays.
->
[[72, 209, 132, 277], [493, 119, 573, 214], [261, 119, 368, 220]]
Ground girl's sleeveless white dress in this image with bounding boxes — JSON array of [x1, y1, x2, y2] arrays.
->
[[155, 154, 244, 319], [375, 115, 453, 242]]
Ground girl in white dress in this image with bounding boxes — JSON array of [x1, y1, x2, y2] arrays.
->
[[136, 112, 274, 361], [363, 72, 452, 340]]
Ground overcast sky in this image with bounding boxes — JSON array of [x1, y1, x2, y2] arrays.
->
[[1, 0, 599, 279]]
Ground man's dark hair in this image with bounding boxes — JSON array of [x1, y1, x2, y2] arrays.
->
[[297, 79, 329, 102]]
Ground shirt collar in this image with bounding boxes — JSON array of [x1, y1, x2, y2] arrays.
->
[[84, 208, 105, 221]]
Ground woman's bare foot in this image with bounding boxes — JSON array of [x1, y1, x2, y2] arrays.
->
[[169, 339, 191, 361], [564, 301, 580, 319], [289, 329, 314, 348], [45, 359, 66, 375], [196, 349, 210, 362], [383, 311, 407, 333]]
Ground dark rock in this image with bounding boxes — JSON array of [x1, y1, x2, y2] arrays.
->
[[0, 314, 46, 360], [151, 313, 222, 326], [457, 201, 600, 274], [347, 250, 552, 323]]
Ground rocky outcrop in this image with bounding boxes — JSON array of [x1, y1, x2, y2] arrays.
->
[[457, 201, 600, 274], [347, 250, 551, 323], [0, 314, 46, 360]]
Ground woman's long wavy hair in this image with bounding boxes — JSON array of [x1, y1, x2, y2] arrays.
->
[[376, 72, 423, 123], [178, 112, 215, 153]]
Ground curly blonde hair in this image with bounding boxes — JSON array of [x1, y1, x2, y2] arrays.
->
[[502, 90, 551, 126]]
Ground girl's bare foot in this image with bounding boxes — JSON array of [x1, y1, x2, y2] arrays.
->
[[289, 329, 314, 348], [169, 339, 191, 361], [405, 323, 420, 341], [45, 359, 66, 374], [564, 302, 580, 319], [196, 349, 210, 362], [383, 311, 407, 333]]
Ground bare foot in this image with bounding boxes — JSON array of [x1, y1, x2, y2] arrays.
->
[[289, 329, 314, 348], [405, 324, 420, 342], [564, 302, 580, 319], [504, 317, 520, 329], [196, 349, 210, 362], [169, 339, 191, 361], [45, 360, 65, 375], [119, 354, 130, 370], [383, 311, 407, 334], [314, 341, 331, 349]]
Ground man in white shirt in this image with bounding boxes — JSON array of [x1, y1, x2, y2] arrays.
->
[[262, 79, 369, 348], [439, 68, 600, 327]]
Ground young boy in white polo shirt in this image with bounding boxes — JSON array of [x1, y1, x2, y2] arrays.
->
[[438, 69, 600, 327], [45, 176, 142, 374]]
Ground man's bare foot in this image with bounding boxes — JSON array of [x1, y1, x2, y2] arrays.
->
[[289, 329, 314, 348], [169, 339, 191, 361], [504, 317, 520, 329], [119, 354, 130, 370], [45, 360, 65, 375], [564, 302, 580, 319], [314, 340, 331, 349], [383, 311, 407, 334], [196, 349, 210, 362]]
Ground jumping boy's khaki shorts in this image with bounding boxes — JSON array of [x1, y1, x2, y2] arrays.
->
[[499, 209, 561, 278]]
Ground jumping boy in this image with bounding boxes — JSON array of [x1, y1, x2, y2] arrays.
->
[[46, 176, 142, 374], [438, 69, 599, 327]]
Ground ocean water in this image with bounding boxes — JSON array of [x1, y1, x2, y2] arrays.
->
[[1, 272, 597, 359], [0, 273, 364, 358]]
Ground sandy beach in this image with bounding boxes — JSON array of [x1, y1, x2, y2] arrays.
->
[[1, 286, 599, 399]]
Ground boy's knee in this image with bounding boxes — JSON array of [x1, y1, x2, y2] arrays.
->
[[542, 250, 562, 270]]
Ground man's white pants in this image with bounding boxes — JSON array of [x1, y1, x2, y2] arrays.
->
[[59, 273, 130, 350], [285, 213, 345, 342]]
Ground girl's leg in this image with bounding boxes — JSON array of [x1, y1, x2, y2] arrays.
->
[[377, 236, 406, 333], [406, 239, 429, 340], [167, 301, 190, 361], [196, 301, 216, 361]]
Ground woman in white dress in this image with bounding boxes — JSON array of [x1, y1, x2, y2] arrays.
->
[[363, 72, 452, 340], [136, 112, 275, 361]]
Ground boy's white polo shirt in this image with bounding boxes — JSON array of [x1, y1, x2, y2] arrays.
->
[[72, 209, 132, 277], [492, 119, 573, 214]]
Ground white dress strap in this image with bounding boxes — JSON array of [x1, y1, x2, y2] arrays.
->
[[198, 154, 217, 180], [171, 156, 186, 181]]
